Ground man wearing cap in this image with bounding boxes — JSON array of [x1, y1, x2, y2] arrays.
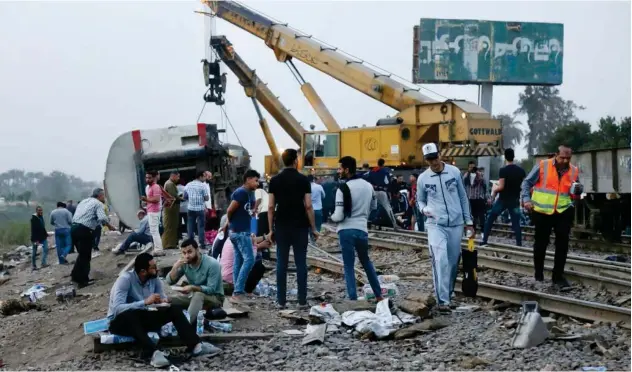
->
[[112, 209, 153, 255], [416, 143, 474, 312]]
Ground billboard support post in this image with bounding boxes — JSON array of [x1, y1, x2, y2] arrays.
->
[[478, 83, 494, 183]]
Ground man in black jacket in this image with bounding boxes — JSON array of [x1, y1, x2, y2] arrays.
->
[[30, 205, 49, 271]]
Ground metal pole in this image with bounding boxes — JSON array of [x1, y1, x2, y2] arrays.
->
[[478, 83, 494, 183]]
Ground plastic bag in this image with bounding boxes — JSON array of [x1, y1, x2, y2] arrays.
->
[[363, 282, 399, 300], [309, 303, 342, 326]]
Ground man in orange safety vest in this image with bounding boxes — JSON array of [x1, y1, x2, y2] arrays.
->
[[521, 145, 581, 290]]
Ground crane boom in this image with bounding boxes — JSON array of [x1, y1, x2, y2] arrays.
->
[[205, 0, 437, 111]]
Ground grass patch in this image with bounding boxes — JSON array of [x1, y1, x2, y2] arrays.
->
[[0, 222, 30, 255]]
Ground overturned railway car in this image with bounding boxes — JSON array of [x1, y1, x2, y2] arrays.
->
[[104, 123, 250, 229], [534, 147, 631, 242]]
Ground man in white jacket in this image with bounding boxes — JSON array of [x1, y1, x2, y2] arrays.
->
[[416, 143, 474, 312]]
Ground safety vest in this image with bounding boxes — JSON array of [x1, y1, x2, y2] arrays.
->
[[531, 159, 578, 215]]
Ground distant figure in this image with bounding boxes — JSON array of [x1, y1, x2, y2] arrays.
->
[[66, 200, 77, 216], [71, 188, 117, 288], [50, 202, 73, 264], [30, 205, 49, 271], [308, 175, 325, 234], [267, 149, 316, 310], [177, 181, 188, 239], [184, 171, 210, 249], [162, 171, 181, 249], [331, 156, 383, 301], [254, 182, 270, 237], [408, 173, 424, 232], [366, 158, 399, 229], [462, 161, 489, 232], [142, 170, 164, 255], [112, 209, 152, 255], [522, 145, 581, 290], [482, 148, 526, 246]]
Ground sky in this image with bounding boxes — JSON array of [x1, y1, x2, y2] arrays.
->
[[0, 0, 630, 182]]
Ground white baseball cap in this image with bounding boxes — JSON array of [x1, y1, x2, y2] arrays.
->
[[422, 143, 439, 160]]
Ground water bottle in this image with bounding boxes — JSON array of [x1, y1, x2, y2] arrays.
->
[[208, 321, 232, 333], [196, 311, 205, 335]]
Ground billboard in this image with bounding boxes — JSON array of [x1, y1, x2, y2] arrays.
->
[[412, 19, 564, 85]]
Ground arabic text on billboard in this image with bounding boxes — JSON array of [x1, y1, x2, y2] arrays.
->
[[414, 19, 564, 85]]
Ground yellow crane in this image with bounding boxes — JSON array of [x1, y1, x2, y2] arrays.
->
[[204, 0, 503, 172]]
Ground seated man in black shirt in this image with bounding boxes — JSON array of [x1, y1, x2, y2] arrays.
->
[[481, 148, 526, 246]]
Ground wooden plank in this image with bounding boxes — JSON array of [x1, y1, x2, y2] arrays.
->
[[92, 332, 276, 353]]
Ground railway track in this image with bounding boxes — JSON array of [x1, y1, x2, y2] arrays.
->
[[307, 224, 631, 328], [492, 223, 631, 247]]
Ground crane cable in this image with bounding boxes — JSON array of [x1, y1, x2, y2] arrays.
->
[[234, 1, 451, 101]]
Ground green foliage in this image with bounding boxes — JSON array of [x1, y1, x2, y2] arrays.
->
[[494, 113, 524, 150], [541, 117, 631, 154], [514, 86, 584, 156], [0, 169, 97, 205], [516, 158, 535, 172], [0, 222, 30, 249]]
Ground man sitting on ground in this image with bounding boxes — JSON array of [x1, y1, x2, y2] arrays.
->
[[108, 253, 220, 368], [166, 239, 225, 324], [220, 234, 270, 295], [112, 209, 152, 255]]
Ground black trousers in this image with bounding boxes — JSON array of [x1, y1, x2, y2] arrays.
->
[[109, 307, 199, 357], [469, 199, 487, 231], [70, 224, 94, 284], [532, 208, 573, 279], [257, 212, 269, 237], [245, 260, 266, 293]]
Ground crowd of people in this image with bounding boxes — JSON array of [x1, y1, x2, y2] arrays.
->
[[27, 141, 582, 366]]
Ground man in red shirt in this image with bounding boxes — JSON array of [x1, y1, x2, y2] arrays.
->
[[142, 170, 164, 255]]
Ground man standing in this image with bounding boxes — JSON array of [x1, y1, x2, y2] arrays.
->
[[184, 171, 210, 248], [50, 202, 73, 264], [177, 181, 188, 239], [365, 158, 399, 229], [71, 188, 117, 287], [409, 173, 424, 232], [112, 209, 153, 255], [308, 175, 326, 234], [221, 169, 260, 303], [331, 156, 383, 301], [30, 205, 49, 271], [417, 143, 474, 312], [482, 148, 526, 246], [66, 200, 76, 216], [166, 239, 224, 324], [108, 253, 220, 367], [162, 171, 181, 250], [267, 149, 317, 310], [463, 161, 489, 232], [522, 145, 580, 289], [254, 182, 270, 237], [142, 170, 163, 255]]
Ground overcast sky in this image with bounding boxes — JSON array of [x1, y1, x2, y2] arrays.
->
[[1, 0, 630, 182]]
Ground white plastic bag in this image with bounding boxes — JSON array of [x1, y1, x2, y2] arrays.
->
[[309, 303, 342, 326]]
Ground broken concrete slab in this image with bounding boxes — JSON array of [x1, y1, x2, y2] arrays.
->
[[332, 300, 375, 314], [404, 291, 436, 308], [397, 300, 430, 318], [301, 323, 326, 346], [280, 312, 309, 325], [393, 319, 449, 340], [460, 356, 490, 369]]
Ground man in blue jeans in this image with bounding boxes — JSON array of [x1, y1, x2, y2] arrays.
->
[[50, 202, 73, 264], [221, 169, 260, 303], [267, 149, 317, 310], [482, 148, 526, 247], [184, 171, 210, 249], [113, 210, 153, 255], [30, 205, 49, 271], [331, 156, 383, 301]]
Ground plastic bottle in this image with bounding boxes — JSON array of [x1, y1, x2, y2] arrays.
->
[[208, 321, 232, 333], [196, 311, 205, 335]]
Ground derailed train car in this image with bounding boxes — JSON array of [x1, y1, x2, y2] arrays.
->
[[104, 123, 250, 229], [534, 147, 631, 242]]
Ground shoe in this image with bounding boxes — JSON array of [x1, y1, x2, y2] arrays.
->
[[41, 264, 50, 269], [31, 266, 38, 272], [297, 303, 310, 311], [553, 276, 572, 291], [192, 342, 221, 358], [275, 303, 287, 310], [534, 272, 544, 282], [150, 350, 170, 368], [436, 304, 452, 314]]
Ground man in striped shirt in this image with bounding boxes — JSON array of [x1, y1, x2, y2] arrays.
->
[[71, 188, 117, 288], [184, 171, 210, 249]]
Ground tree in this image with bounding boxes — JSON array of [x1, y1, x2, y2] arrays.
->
[[494, 113, 524, 150], [514, 86, 584, 156], [541, 120, 593, 154], [19, 190, 32, 206]]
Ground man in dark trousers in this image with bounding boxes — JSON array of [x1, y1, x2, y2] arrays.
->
[[267, 149, 318, 310], [463, 161, 489, 232], [71, 188, 117, 288], [108, 252, 220, 367], [365, 158, 398, 228], [482, 148, 526, 246], [30, 205, 49, 271], [522, 145, 581, 290]]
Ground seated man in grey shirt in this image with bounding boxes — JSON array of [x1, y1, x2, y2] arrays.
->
[[112, 209, 153, 255], [107, 253, 220, 367]]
